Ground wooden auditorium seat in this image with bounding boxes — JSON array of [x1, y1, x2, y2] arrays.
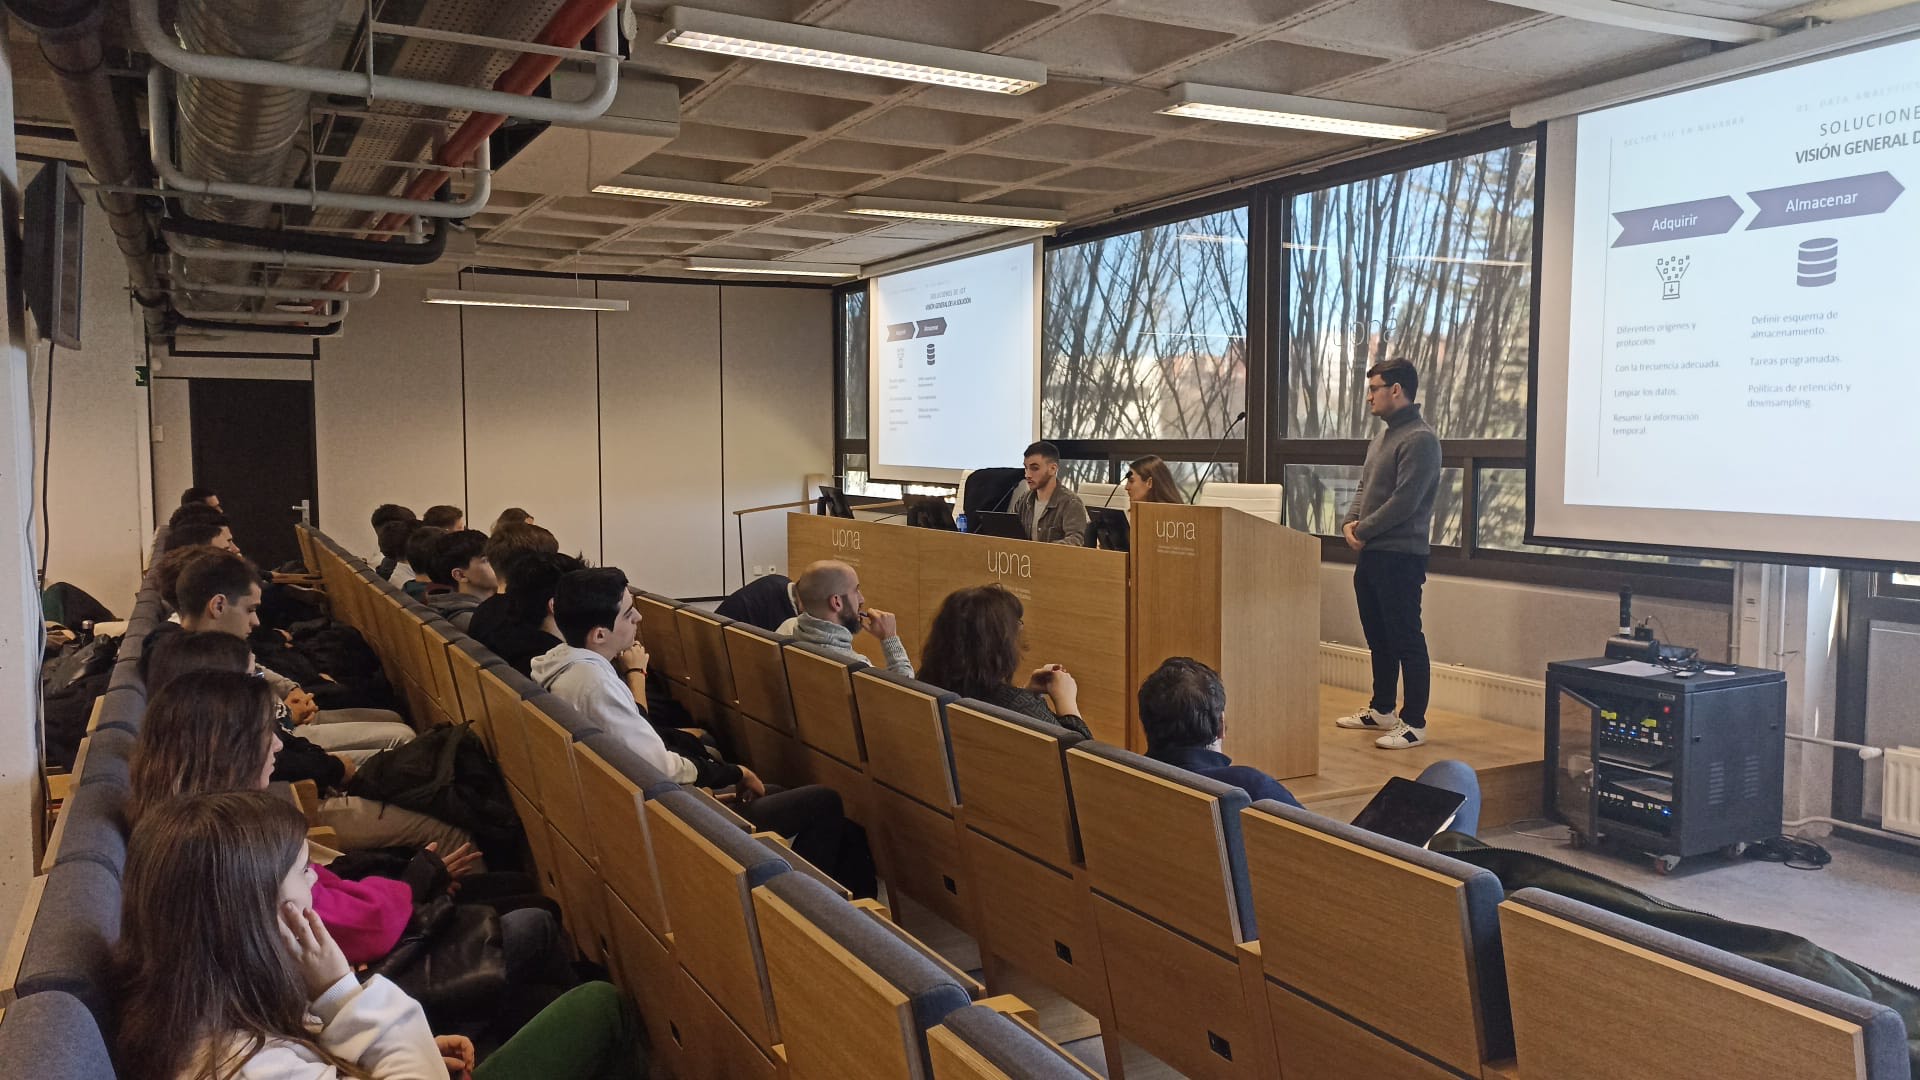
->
[[721, 621, 807, 786], [782, 642, 874, 823], [633, 590, 688, 684], [1240, 799, 1513, 1079], [851, 666, 972, 933], [1064, 743, 1274, 1079], [930, 1004, 1104, 1080]]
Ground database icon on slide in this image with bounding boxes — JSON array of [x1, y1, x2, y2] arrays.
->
[[1796, 237, 1838, 288]]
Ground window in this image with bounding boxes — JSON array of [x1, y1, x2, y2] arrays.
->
[[1043, 206, 1248, 440], [839, 286, 868, 440], [1285, 144, 1534, 440], [1284, 464, 1464, 548]]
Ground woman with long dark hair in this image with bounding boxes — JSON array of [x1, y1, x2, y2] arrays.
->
[[916, 585, 1093, 739], [1123, 455, 1186, 505], [113, 790, 644, 1079]]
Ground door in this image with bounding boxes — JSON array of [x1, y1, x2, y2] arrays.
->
[[188, 378, 317, 571], [1834, 571, 1920, 829]]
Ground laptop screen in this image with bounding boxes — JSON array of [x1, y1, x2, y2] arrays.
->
[[1348, 776, 1467, 848]]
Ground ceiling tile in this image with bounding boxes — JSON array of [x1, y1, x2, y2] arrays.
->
[[690, 84, 874, 134], [665, 206, 786, 228], [916, 153, 1069, 185], [986, 123, 1156, 161], [1109, 138, 1261, 172], [1041, 165, 1172, 192], [846, 106, 1022, 147], [1166, 38, 1387, 94], [1006, 13, 1239, 78], [858, 177, 1005, 202], [1327, 58, 1540, 110], [817, 0, 1061, 51], [792, 139, 946, 173], [771, 214, 883, 236], [1054, 88, 1208, 136], [732, 62, 901, 102], [622, 152, 757, 184], [665, 122, 810, 163], [1281, 0, 1534, 59], [911, 79, 1112, 120], [750, 164, 886, 193], [1435, 19, 1688, 78], [1100, 0, 1333, 34]]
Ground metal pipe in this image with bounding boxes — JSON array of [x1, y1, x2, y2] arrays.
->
[[5, 0, 168, 335], [324, 0, 622, 292], [165, 274, 380, 300], [148, 66, 494, 218], [164, 230, 410, 271], [162, 211, 449, 264], [1785, 732, 1885, 760], [174, 303, 345, 323], [174, 314, 343, 337], [1779, 815, 1920, 850], [133, 0, 621, 127]]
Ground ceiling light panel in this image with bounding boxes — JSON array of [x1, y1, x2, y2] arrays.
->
[[423, 289, 629, 312], [658, 6, 1047, 95], [591, 175, 774, 206], [841, 196, 1065, 229], [1158, 83, 1445, 140], [680, 257, 860, 278]]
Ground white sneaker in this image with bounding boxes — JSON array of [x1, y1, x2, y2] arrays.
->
[[1335, 707, 1396, 730], [1374, 722, 1427, 750]]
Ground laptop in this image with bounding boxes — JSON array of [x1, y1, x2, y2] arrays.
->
[[1086, 506, 1130, 551], [1348, 776, 1467, 848], [968, 510, 1027, 539]]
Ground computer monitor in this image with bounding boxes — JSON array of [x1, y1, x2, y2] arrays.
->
[[1347, 776, 1466, 848], [968, 511, 1026, 540], [1086, 506, 1129, 551], [817, 485, 854, 518], [903, 493, 957, 531]]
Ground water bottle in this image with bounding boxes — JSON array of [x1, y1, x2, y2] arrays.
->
[[955, 513, 968, 533]]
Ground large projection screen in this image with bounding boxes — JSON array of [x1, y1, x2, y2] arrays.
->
[[868, 242, 1041, 485], [1533, 32, 1920, 566]]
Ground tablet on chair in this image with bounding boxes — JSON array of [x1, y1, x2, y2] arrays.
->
[[1348, 776, 1466, 848]]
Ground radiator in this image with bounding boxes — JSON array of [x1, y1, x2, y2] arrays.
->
[[1883, 746, 1920, 838], [1319, 643, 1546, 730]]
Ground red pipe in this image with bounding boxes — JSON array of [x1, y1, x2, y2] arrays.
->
[[323, 0, 619, 289]]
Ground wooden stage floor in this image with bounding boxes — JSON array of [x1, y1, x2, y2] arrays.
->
[[1285, 686, 1545, 829]]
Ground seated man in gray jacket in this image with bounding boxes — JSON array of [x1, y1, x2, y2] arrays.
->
[[1008, 440, 1089, 546], [774, 560, 913, 677]]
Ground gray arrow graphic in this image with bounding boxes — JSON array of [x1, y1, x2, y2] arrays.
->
[[1747, 171, 1904, 230], [885, 322, 917, 342], [914, 318, 948, 337], [1612, 195, 1745, 247]]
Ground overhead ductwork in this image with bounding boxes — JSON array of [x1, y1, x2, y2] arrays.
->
[[165, 0, 340, 310]]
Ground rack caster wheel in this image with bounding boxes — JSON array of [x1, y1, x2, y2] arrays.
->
[[1567, 829, 1588, 850], [1652, 854, 1680, 875], [1721, 842, 1747, 859]]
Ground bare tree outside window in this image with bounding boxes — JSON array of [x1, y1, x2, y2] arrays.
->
[[1287, 144, 1535, 441], [1043, 207, 1249, 440], [841, 287, 869, 440]]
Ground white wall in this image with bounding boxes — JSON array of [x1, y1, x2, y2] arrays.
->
[[1318, 563, 1732, 680], [26, 171, 150, 610], [314, 270, 834, 596]]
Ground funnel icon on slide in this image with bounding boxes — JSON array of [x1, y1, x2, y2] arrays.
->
[[1655, 254, 1690, 300], [1796, 237, 1838, 288]]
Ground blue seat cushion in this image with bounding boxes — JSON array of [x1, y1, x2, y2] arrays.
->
[[16, 860, 121, 1029], [47, 781, 128, 878], [93, 689, 144, 736], [0, 990, 116, 1079], [526, 691, 602, 740], [763, 872, 971, 1067], [1075, 742, 1256, 941], [581, 732, 678, 798]]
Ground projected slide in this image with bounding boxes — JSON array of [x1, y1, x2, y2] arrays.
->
[[869, 243, 1039, 485], [1562, 37, 1920, 523]]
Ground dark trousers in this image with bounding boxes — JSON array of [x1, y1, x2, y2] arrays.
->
[[742, 784, 877, 899], [1353, 550, 1431, 728]]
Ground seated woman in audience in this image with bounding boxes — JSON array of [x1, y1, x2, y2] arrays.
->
[[1124, 454, 1186, 504], [127, 668, 571, 992], [113, 790, 644, 1080], [917, 584, 1093, 740]]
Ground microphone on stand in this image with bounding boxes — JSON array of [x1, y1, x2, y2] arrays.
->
[[1188, 411, 1248, 503]]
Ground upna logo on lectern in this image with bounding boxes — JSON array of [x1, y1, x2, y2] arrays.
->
[[1155, 519, 1197, 541], [831, 528, 862, 551], [986, 549, 1032, 579]]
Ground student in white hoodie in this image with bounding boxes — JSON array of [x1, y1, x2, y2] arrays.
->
[[533, 567, 875, 897], [112, 790, 645, 1080]]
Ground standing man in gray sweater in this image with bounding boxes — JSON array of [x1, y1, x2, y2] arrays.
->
[[1336, 359, 1442, 749]]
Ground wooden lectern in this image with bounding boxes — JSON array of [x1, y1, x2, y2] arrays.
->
[[1130, 503, 1321, 780]]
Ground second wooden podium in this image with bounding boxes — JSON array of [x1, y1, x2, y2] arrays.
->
[[1129, 502, 1321, 780]]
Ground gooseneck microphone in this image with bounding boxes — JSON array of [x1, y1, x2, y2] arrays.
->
[[1188, 411, 1248, 503]]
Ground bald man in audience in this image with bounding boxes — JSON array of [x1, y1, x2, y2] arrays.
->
[[776, 560, 913, 677]]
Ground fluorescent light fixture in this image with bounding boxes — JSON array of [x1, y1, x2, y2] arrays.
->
[[658, 5, 1046, 95], [423, 289, 629, 311], [680, 257, 859, 278], [842, 196, 1064, 229], [1158, 83, 1445, 140], [591, 175, 772, 206]]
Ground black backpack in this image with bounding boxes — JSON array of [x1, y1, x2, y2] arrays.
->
[[345, 725, 522, 860]]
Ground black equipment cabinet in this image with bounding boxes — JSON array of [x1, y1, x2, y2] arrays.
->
[[1546, 658, 1786, 869]]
